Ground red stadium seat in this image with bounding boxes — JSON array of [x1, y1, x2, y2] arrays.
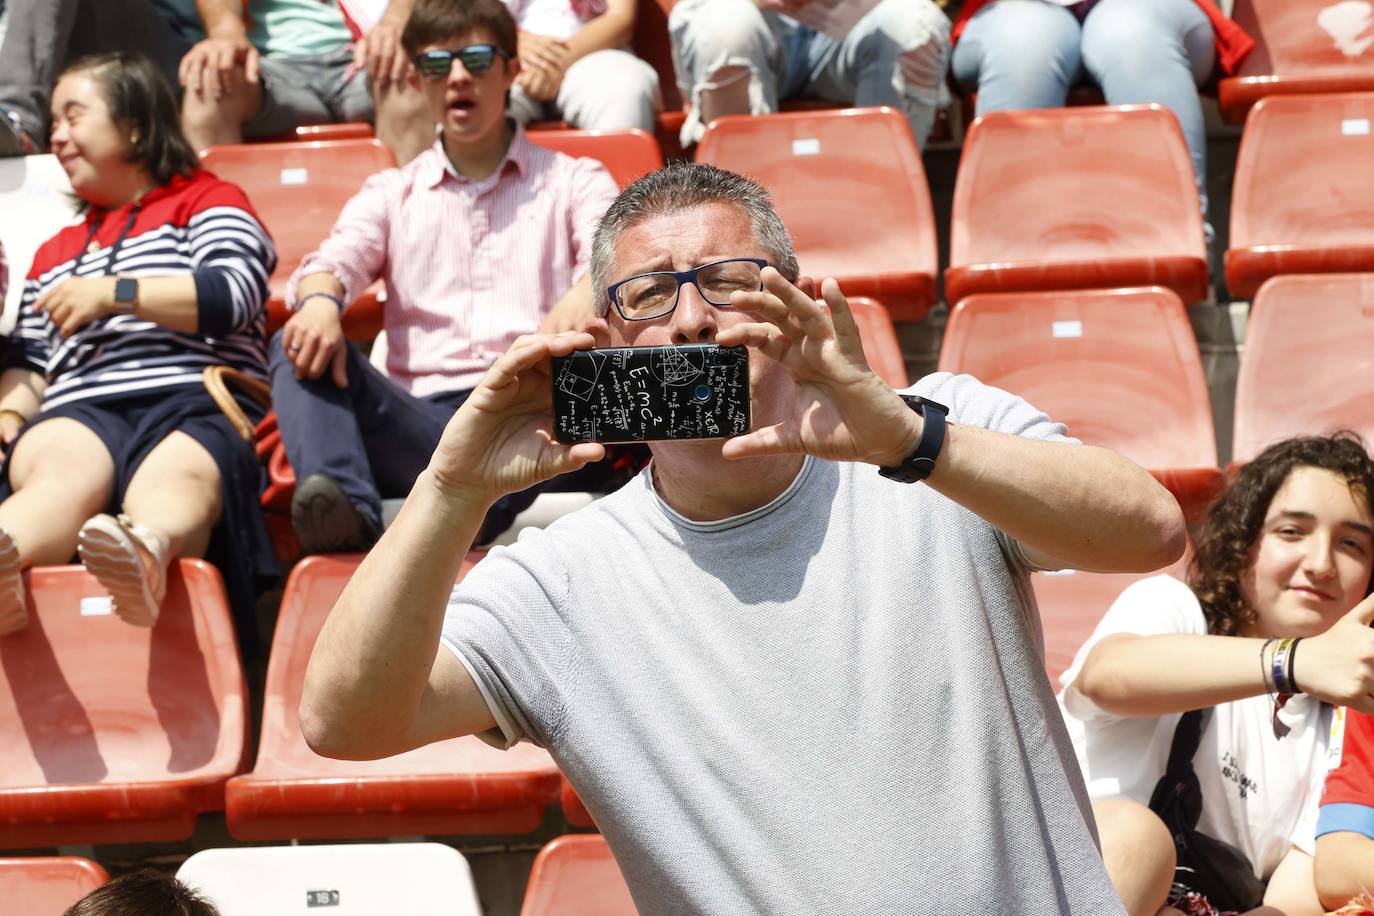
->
[[1225, 93, 1374, 299], [528, 129, 665, 188], [695, 107, 939, 321], [225, 552, 565, 841], [520, 835, 636, 916], [291, 122, 375, 142], [1219, 0, 1374, 124], [947, 105, 1208, 307], [938, 287, 1222, 521], [0, 857, 108, 916], [848, 296, 909, 389], [560, 777, 596, 829], [1033, 555, 1189, 686], [0, 563, 247, 846], [199, 139, 396, 337], [1232, 273, 1374, 463]]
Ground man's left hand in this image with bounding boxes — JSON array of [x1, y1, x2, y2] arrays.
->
[[715, 268, 922, 466], [35, 276, 123, 337]]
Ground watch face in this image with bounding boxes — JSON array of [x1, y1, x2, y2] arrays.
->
[[115, 277, 137, 304]]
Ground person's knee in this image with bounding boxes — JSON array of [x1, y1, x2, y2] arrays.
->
[[1094, 798, 1176, 915], [562, 54, 658, 129], [1081, 2, 1188, 82], [958, 0, 1080, 94], [669, 0, 769, 78]]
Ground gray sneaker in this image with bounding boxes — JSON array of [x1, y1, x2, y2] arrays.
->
[[291, 472, 382, 555]]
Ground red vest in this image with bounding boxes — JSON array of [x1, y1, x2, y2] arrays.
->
[[951, 0, 1255, 75]]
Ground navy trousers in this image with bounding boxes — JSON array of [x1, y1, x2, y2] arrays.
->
[[268, 334, 540, 539]]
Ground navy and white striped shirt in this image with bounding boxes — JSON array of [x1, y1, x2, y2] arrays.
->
[[10, 169, 276, 410]]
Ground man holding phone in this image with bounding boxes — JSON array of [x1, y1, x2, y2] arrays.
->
[[301, 162, 1186, 912]]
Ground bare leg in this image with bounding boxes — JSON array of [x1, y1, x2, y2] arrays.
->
[[372, 75, 434, 166], [2, 418, 116, 565], [0, 418, 115, 633], [181, 66, 262, 150], [78, 432, 222, 626], [1093, 798, 1177, 916], [122, 431, 223, 561]]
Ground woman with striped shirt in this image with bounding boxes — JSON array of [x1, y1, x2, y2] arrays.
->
[[0, 52, 276, 640]]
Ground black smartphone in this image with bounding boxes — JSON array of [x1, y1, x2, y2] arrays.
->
[[550, 344, 750, 444]]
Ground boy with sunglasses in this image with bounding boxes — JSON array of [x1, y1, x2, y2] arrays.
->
[[269, 0, 621, 554]]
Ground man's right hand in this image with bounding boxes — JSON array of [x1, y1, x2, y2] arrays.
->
[[517, 31, 570, 74], [1290, 595, 1374, 714], [427, 330, 605, 506], [281, 298, 348, 386], [180, 36, 261, 100]]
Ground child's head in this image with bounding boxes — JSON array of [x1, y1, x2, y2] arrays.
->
[[64, 871, 219, 916], [1191, 433, 1374, 638]]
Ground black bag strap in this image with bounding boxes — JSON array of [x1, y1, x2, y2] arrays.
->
[[1163, 707, 1213, 777]]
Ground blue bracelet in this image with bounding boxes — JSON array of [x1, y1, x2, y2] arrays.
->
[[298, 291, 345, 313]]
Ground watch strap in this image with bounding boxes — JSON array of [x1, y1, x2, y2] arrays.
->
[[877, 395, 948, 484]]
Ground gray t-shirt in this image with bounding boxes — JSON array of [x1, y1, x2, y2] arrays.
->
[[441, 372, 1125, 915]]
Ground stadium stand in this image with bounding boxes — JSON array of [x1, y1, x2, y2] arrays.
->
[[1219, 0, 1374, 124], [0, 562, 246, 847], [178, 843, 482, 914], [528, 128, 665, 188], [0, 856, 108, 916], [1032, 553, 1190, 686], [198, 138, 396, 338], [938, 287, 1222, 520], [225, 552, 565, 841], [519, 835, 636, 916], [1232, 273, 1374, 464], [695, 107, 939, 321], [946, 105, 1209, 307], [1225, 92, 1374, 299]]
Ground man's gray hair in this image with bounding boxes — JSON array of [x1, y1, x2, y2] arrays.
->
[[589, 162, 801, 316]]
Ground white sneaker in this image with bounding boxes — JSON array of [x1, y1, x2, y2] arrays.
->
[[77, 513, 167, 627]]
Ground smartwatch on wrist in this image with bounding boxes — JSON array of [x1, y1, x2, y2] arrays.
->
[[113, 276, 139, 313], [877, 394, 948, 484]]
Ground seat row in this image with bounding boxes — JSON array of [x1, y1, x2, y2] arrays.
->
[[0, 838, 632, 915], [198, 90, 1374, 353]]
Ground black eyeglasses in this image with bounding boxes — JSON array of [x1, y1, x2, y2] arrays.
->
[[607, 258, 768, 321], [413, 45, 505, 80]]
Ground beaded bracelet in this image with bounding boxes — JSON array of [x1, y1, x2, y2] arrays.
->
[[1259, 636, 1277, 695], [1272, 637, 1296, 695], [298, 291, 345, 313]]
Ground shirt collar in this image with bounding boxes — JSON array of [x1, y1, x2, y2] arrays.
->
[[424, 119, 531, 189]]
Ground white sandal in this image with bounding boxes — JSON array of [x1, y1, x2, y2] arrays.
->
[[77, 513, 167, 627], [0, 522, 26, 636]]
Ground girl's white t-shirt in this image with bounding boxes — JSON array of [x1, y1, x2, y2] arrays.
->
[[1057, 575, 1340, 880]]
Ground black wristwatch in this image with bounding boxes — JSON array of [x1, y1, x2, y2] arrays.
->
[[113, 276, 139, 312], [877, 395, 948, 484]]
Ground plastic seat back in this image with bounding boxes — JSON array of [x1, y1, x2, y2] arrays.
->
[[520, 835, 636, 916], [1033, 555, 1189, 685], [199, 139, 397, 328], [947, 105, 1208, 306], [0, 857, 108, 916], [1225, 93, 1374, 298], [528, 128, 665, 188], [178, 843, 481, 915], [1233, 274, 1374, 462], [848, 296, 908, 389], [0, 155, 78, 319], [0, 562, 247, 846], [1219, 0, 1374, 123], [226, 552, 563, 841], [939, 287, 1221, 518], [695, 107, 938, 321]]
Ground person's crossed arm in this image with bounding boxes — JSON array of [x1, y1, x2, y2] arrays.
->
[[517, 0, 639, 101], [299, 269, 1184, 762]]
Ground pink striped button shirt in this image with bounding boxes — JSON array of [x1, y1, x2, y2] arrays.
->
[[286, 125, 619, 397]]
